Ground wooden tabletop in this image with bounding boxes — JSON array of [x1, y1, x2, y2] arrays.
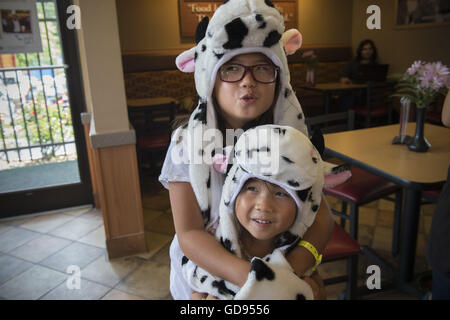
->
[[127, 97, 179, 107], [324, 123, 450, 184], [299, 82, 367, 92]]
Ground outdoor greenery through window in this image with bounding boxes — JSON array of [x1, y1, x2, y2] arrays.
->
[[0, 0, 75, 171]]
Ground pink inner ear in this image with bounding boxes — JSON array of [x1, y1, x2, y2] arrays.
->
[[284, 31, 302, 55], [176, 56, 195, 73], [212, 154, 228, 174]]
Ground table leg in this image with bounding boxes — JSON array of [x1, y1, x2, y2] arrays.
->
[[398, 187, 422, 283]]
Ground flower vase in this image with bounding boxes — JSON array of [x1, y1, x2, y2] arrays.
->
[[408, 106, 431, 152], [306, 68, 315, 86]]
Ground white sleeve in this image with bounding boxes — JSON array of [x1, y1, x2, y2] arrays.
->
[[158, 127, 190, 189]]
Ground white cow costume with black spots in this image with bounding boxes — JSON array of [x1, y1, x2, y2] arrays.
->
[[182, 125, 324, 300], [175, 0, 309, 226], [167, 0, 351, 299]]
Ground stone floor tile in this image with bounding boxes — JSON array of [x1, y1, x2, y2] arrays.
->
[[115, 260, 170, 299], [81, 254, 143, 287], [358, 206, 378, 227], [40, 242, 105, 273], [0, 254, 34, 286], [142, 208, 165, 227], [372, 227, 394, 252], [48, 216, 103, 241], [0, 265, 66, 300], [62, 207, 93, 217], [0, 215, 35, 227], [135, 231, 172, 260], [0, 227, 41, 253], [145, 213, 175, 236], [357, 225, 374, 247], [151, 242, 171, 266], [101, 289, 145, 300], [422, 215, 433, 236], [9, 234, 72, 263], [378, 199, 395, 211], [19, 213, 75, 233], [40, 278, 110, 300], [78, 226, 106, 249], [142, 194, 171, 211], [78, 209, 104, 224], [0, 223, 13, 236], [376, 210, 395, 228]]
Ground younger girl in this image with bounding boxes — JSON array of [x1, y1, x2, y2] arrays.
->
[[185, 124, 325, 300], [159, 0, 334, 299]]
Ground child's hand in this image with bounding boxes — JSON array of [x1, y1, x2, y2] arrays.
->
[[191, 291, 208, 300], [191, 291, 220, 300], [300, 270, 326, 300]]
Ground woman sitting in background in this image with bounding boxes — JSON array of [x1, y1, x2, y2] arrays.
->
[[340, 39, 379, 84], [338, 39, 379, 111]]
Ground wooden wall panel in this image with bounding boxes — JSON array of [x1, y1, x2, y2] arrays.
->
[[83, 118, 147, 258], [122, 45, 352, 73]]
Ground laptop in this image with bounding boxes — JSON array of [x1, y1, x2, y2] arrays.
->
[[355, 64, 389, 83]]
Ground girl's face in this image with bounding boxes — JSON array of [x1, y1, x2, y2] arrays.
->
[[361, 43, 374, 60], [214, 53, 277, 129], [235, 179, 296, 242]]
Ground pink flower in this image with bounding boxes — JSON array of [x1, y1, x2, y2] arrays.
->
[[407, 60, 423, 75]]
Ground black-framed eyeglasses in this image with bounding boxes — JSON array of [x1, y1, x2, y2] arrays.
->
[[218, 63, 280, 84]]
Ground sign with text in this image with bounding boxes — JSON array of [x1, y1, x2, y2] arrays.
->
[[178, 0, 298, 37]]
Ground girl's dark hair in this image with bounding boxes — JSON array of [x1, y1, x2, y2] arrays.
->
[[356, 39, 378, 62]]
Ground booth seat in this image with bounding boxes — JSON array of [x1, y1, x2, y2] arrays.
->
[[122, 46, 352, 114]]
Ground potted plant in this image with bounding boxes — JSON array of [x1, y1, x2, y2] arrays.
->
[[392, 61, 449, 152]]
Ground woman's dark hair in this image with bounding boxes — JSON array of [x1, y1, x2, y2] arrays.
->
[[356, 39, 377, 62]]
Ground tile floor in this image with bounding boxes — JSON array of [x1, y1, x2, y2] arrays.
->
[[0, 177, 435, 300]]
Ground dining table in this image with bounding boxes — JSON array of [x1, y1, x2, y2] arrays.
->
[[324, 123, 450, 294], [299, 82, 367, 115]]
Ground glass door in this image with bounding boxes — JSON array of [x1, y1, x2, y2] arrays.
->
[[0, 0, 92, 218]]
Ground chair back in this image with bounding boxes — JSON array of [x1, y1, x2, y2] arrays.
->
[[128, 102, 177, 137], [366, 81, 395, 110], [306, 110, 355, 135]]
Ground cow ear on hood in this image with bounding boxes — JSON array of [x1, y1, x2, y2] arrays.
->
[[176, 47, 196, 73], [282, 29, 302, 55]]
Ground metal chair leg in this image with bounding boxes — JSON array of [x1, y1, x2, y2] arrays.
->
[[349, 202, 359, 239], [340, 201, 348, 228]]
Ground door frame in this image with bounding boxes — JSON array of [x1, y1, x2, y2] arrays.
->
[[0, 0, 93, 218]]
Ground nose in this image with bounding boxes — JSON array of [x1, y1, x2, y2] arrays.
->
[[255, 189, 274, 213], [240, 68, 256, 88]]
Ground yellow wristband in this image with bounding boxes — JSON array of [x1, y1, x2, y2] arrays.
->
[[299, 240, 322, 271]]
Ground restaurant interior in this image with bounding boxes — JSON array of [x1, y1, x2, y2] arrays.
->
[[0, 0, 449, 301]]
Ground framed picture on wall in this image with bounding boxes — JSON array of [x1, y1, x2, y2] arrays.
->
[[395, 0, 450, 28], [178, 0, 298, 37], [0, 0, 42, 54]]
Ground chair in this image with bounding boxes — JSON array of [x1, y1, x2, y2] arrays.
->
[[307, 110, 403, 258], [422, 188, 441, 204], [127, 100, 177, 186], [322, 222, 361, 300], [353, 81, 396, 128]]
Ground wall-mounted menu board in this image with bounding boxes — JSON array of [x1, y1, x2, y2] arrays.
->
[[179, 0, 298, 37]]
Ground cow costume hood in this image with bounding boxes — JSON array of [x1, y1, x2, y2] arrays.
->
[[175, 0, 308, 226], [181, 125, 323, 300]]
